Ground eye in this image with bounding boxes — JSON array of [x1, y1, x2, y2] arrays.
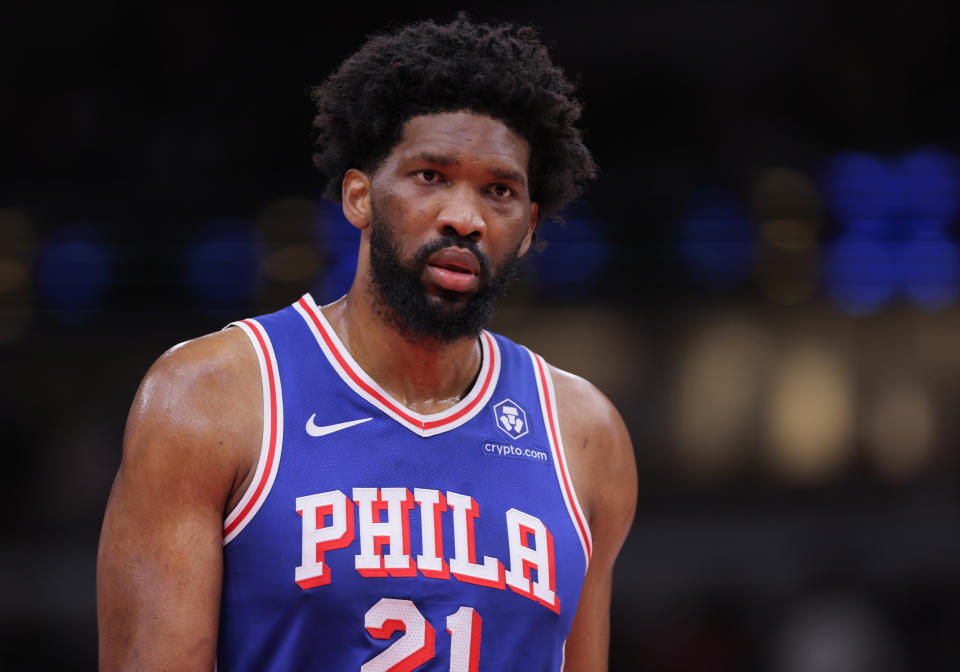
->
[[490, 183, 513, 198], [416, 169, 441, 183]]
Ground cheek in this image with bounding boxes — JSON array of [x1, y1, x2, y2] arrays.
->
[[373, 185, 431, 230], [488, 227, 527, 270], [498, 213, 534, 248]]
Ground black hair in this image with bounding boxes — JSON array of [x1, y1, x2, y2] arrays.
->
[[309, 15, 596, 229]]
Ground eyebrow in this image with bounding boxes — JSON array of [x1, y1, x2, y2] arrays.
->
[[410, 151, 527, 187], [489, 167, 527, 187], [412, 151, 457, 166]]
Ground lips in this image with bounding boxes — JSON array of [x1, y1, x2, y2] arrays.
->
[[424, 247, 482, 293]]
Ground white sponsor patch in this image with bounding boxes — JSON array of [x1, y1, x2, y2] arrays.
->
[[492, 398, 529, 439], [481, 442, 549, 464]]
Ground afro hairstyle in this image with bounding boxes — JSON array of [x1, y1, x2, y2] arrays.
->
[[309, 15, 596, 228]]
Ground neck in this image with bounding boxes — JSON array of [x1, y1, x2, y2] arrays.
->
[[321, 284, 483, 415]]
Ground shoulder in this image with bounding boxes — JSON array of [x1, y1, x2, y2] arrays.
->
[[122, 327, 262, 509], [131, 327, 260, 437], [137, 326, 259, 404], [546, 362, 637, 553]]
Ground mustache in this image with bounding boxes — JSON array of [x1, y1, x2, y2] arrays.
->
[[412, 234, 491, 280]]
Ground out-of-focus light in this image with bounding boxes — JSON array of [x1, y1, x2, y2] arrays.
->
[[530, 209, 609, 297], [0, 258, 27, 293], [0, 208, 37, 341], [255, 198, 325, 310], [900, 227, 960, 309], [752, 167, 822, 223], [899, 147, 960, 222], [755, 248, 819, 306], [764, 346, 854, 483], [679, 191, 754, 290], [185, 221, 258, 306], [760, 219, 817, 253], [672, 320, 768, 482], [313, 200, 359, 302], [0, 208, 37, 260], [771, 593, 904, 672], [260, 246, 321, 283], [843, 218, 893, 238], [863, 378, 935, 482], [821, 148, 960, 313], [36, 224, 112, 322], [751, 169, 822, 305], [0, 208, 36, 294], [258, 198, 320, 243], [823, 152, 900, 223], [0, 302, 33, 344], [824, 232, 897, 315]]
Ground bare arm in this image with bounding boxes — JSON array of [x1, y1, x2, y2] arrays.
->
[[551, 366, 638, 671], [97, 329, 260, 671]]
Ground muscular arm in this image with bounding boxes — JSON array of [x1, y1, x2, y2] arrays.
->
[[551, 366, 638, 671], [97, 328, 260, 671]]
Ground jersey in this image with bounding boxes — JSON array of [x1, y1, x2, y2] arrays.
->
[[217, 293, 592, 671]]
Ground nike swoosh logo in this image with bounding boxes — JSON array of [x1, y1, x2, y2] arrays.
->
[[305, 414, 373, 437]]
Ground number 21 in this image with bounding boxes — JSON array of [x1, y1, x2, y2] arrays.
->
[[362, 598, 482, 672]]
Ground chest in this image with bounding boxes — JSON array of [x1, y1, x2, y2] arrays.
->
[[218, 303, 591, 671]]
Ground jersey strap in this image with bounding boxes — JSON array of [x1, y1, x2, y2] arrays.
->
[[529, 349, 592, 566], [221, 318, 284, 545]]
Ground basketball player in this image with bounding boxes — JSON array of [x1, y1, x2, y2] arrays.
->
[[98, 16, 636, 671]]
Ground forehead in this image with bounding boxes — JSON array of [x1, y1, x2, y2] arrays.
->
[[388, 111, 531, 173]]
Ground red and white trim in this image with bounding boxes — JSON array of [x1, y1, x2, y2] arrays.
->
[[293, 293, 500, 438], [222, 318, 284, 545], [529, 350, 592, 568]]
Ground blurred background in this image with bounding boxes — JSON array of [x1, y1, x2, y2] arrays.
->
[[3, 0, 960, 669]]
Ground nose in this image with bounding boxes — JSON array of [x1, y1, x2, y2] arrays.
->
[[436, 185, 486, 242]]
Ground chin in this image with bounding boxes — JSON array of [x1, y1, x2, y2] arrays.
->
[[429, 288, 474, 306]]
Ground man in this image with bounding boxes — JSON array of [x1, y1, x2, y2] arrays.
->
[[98, 16, 636, 671]]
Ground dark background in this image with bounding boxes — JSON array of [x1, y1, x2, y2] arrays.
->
[[3, 1, 960, 669]]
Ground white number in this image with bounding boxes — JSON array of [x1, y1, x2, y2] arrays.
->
[[446, 606, 482, 672], [361, 598, 435, 672], [361, 599, 483, 672]]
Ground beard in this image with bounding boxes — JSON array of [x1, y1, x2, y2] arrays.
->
[[367, 209, 523, 343]]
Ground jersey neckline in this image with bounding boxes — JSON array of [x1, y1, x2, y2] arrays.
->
[[293, 293, 501, 438]]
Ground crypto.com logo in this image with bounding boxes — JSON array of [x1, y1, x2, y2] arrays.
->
[[492, 398, 529, 440]]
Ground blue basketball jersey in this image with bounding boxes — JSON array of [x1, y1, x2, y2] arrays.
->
[[217, 294, 591, 671]]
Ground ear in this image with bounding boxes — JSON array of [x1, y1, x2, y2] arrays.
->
[[517, 202, 539, 257], [341, 169, 372, 230]]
